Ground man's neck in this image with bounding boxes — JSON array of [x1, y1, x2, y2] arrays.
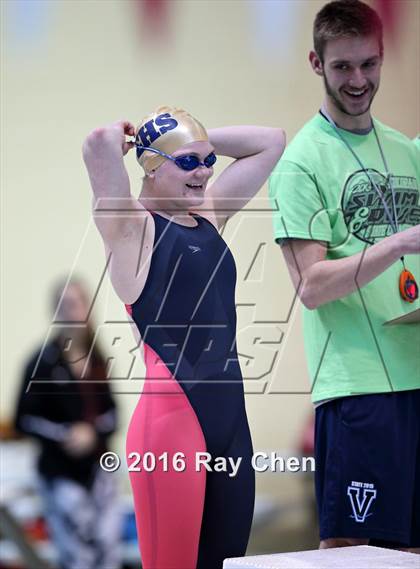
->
[[323, 98, 372, 132]]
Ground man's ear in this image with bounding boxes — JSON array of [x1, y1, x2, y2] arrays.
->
[[309, 51, 324, 77]]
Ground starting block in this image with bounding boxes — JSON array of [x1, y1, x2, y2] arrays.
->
[[223, 545, 419, 568]]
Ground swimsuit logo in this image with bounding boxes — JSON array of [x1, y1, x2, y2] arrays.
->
[[188, 245, 201, 254], [347, 481, 377, 523], [341, 169, 419, 244]]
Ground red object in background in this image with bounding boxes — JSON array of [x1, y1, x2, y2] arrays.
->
[[136, 0, 171, 42], [23, 517, 50, 541], [374, 0, 405, 45], [300, 414, 315, 457]]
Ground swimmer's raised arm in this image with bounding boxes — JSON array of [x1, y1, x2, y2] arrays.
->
[[82, 121, 149, 243], [82, 121, 153, 305], [205, 126, 286, 220], [83, 120, 135, 200]]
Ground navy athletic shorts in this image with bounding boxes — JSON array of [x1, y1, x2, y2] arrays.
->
[[315, 389, 420, 547]]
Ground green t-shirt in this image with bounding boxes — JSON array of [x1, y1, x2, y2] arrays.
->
[[269, 113, 420, 403]]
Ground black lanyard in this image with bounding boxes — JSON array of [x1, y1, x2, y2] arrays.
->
[[320, 109, 399, 234]]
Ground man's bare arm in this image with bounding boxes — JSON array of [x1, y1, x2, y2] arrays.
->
[[282, 224, 420, 309]]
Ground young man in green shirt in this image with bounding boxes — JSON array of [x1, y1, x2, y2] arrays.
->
[[269, 0, 419, 552]]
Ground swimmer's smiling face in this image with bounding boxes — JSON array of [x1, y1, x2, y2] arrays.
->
[[150, 140, 215, 208]]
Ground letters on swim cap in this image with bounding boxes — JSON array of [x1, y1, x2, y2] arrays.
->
[[136, 113, 178, 149], [135, 106, 208, 173]]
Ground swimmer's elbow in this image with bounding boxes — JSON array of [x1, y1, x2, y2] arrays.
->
[[272, 128, 286, 156]]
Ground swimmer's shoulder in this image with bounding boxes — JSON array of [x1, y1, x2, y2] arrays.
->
[[99, 204, 155, 305]]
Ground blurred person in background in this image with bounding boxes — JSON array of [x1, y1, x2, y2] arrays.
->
[[83, 107, 285, 568], [14, 278, 122, 569], [269, 0, 419, 553]]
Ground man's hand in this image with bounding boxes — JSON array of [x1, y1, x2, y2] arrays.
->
[[393, 224, 420, 256], [282, 224, 420, 310]]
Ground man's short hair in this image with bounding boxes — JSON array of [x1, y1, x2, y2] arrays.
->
[[314, 0, 384, 62]]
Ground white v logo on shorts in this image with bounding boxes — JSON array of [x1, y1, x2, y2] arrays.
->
[[347, 485, 377, 523]]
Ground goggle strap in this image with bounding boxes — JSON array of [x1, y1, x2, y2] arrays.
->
[[135, 144, 172, 162]]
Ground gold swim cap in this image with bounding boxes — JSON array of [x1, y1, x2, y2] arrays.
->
[[135, 106, 208, 173]]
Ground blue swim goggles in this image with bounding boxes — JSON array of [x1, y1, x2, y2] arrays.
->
[[135, 144, 217, 171]]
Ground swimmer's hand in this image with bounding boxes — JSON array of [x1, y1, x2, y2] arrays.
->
[[83, 120, 136, 202], [62, 422, 98, 457], [83, 120, 136, 159]]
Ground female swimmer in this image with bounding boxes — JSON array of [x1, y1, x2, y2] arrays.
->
[[83, 107, 285, 569]]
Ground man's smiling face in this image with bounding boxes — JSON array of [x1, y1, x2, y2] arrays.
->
[[320, 34, 383, 120]]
